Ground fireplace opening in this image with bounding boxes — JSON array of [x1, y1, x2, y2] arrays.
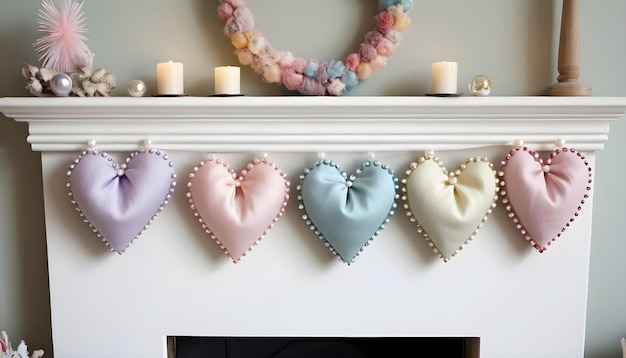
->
[[168, 336, 480, 358]]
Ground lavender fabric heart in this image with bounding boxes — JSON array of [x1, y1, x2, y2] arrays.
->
[[67, 149, 176, 254]]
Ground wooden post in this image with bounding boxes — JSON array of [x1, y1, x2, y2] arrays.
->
[[546, 0, 591, 96]]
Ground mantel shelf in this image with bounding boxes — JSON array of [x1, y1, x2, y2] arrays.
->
[[1, 96, 625, 152], [4, 95, 626, 358]]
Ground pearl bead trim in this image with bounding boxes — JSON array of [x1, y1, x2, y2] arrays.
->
[[401, 155, 499, 263], [296, 159, 399, 265], [66, 148, 177, 254], [186, 156, 291, 263], [499, 146, 592, 253]]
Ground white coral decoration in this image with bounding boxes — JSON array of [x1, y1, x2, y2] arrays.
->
[[621, 337, 626, 358], [0, 331, 44, 358], [22, 62, 116, 97]]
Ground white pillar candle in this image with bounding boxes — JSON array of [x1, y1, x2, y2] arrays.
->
[[157, 61, 184, 95], [431, 61, 458, 94], [214, 66, 241, 95]]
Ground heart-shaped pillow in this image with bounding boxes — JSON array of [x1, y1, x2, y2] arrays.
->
[[499, 146, 592, 252], [187, 157, 290, 263], [297, 159, 398, 264], [402, 155, 498, 262], [67, 149, 177, 254]]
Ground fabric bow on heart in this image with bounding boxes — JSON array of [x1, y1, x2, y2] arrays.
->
[[499, 145, 592, 252], [297, 159, 398, 264], [67, 149, 177, 254], [187, 157, 290, 263], [402, 154, 498, 262]]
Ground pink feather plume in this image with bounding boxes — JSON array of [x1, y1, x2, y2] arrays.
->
[[33, 0, 90, 72]]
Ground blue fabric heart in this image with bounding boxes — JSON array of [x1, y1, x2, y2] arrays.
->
[[297, 159, 398, 264]]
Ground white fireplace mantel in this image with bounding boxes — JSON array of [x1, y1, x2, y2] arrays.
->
[[1, 96, 626, 152], [2, 96, 626, 358]]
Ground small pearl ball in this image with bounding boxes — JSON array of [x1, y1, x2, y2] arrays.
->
[[50, 73, 73, 96], [469, 75, 492, 96], [128, 79, 147, 97]]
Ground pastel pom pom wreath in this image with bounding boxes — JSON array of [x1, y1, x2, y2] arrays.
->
[[218, 0, 413, 96]]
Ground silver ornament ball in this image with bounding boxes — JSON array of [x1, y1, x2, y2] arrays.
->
[[469, 75, 492, 96], [128, 79, 147, 97], [50, 73, 73, 97]]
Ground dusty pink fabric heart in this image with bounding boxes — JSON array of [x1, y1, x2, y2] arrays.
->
[[187, 157, 290, 263], [499, 146, 592, 252], [67, 149, 177, 254]]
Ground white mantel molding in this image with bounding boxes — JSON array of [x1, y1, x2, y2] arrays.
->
[[3, 95, 626, 358], [1, 96, 625, 152]]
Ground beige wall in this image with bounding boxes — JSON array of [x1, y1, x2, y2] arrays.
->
[[0, 1, 624, 357]]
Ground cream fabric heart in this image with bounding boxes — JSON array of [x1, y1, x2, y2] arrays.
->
[[499, 146, 591, 252], [402, 155, 498, 262], [187, 157, 290, 263]]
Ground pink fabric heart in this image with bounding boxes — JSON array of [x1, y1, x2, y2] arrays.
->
[[187, 157, 290, 262], [67, 149, 177, 254], [500, 146, 592, 252]]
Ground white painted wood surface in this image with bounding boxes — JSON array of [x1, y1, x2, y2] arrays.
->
[[1, 96, 625, 358], [1, 96, 625, 152]]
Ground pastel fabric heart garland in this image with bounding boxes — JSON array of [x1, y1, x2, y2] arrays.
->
[[402, 153, 499, 262], [217, 0, 413, 96], [63, 145, 592, 260], [499, 145, 592, 252], [187, 156, 290, 263], [297, 159, 398, 264], [67, 148, 177, 254]]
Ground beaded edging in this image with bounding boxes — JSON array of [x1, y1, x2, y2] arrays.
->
[[498, 146, 592, 252], [66, 149, 177, 254], [401, 154, 499, 263], [186, 156, 291, 263], [296, 159, 399, 265]]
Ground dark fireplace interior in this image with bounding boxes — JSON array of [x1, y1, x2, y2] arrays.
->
[[170, 336, 480, 358]]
